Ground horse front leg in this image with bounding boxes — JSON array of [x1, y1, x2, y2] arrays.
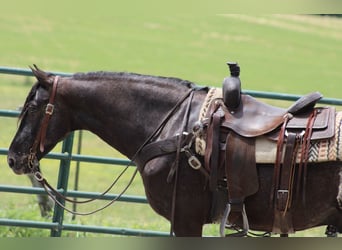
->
[[170, 177, 209, 237], [172, 220, 203, 236], [141, 156, 210, 237]]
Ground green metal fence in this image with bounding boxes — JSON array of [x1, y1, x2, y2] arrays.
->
[[1, 66, 342, 237]]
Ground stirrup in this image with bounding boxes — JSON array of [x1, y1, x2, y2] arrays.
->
[[220, 203, 249, 237]]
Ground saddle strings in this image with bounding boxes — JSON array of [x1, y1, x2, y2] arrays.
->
[[34, 88, 196, 216]]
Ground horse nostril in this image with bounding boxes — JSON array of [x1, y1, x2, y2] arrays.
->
[[7, 157, 15, 168]]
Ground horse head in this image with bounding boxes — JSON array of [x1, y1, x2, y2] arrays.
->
[[7, 65, 69, 174]]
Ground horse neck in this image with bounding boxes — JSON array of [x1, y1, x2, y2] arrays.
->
[[60, 74, 189, 158]]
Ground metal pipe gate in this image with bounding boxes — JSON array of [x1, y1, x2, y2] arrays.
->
[[1, 66, 342, 237]]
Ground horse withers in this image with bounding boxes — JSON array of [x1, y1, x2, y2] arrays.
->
[[7, 65, 342, 236]]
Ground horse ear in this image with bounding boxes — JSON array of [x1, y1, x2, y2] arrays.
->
[[30, 64, 55, 88]]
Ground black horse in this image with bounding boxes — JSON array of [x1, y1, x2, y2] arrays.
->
[[7, 66, 342, 236]]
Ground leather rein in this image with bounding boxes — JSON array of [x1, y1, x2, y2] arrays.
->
[[28, 75, 197, 216]]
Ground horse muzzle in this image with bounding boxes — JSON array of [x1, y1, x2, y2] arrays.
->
[[7, 152, 39, 175]]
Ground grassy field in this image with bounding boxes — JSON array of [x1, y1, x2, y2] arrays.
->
[[1, 2, 342, 237]]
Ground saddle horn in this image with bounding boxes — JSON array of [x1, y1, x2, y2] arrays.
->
[[222, 62, 241, 112]]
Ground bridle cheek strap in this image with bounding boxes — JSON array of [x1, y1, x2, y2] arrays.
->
[[32, 76, 59, 155]]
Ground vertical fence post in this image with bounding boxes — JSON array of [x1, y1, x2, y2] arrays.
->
[[50, 132, 74, 237], [72, 130, 83, 220]]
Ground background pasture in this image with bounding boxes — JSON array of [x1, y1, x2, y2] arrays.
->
[[1, 1, 342, 237]]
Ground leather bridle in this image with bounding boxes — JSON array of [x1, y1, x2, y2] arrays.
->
[[28, 75, 59, 172]]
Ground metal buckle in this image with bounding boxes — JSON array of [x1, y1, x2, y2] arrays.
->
[[181, 146, 202, 170], [277, 189, 289, 197], [277, 190, 289, 211], [45, 103, 54, 115], [285, 130, 305, 138], [188, 155, 202, 170], [175, 131, 189, 137], [34, 171, 44, 182]]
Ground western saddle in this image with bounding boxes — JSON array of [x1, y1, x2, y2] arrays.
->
[[135, 62, 336, 236], [202, 62, 336, 236]]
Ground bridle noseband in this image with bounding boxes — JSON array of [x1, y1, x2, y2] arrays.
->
[[28, 76, 59, 171]]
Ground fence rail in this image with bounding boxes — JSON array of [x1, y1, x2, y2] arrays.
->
[[1, 66, 342, 237]]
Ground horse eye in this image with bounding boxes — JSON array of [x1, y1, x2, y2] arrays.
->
[[28, 102, 38, 112]]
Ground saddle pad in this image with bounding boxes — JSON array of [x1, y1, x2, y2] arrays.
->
[[255, 111, 342, 163]]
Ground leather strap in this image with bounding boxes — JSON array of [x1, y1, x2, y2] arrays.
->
[[31, 76, 59, 154], [277, 132, 297, 212], [206, 110, 224, 191], [167, 91, 195, 183], [272, 131, 297, 234], [272, 110, 318, 234], [136, 137, 179, 168], [271, 114, 296, 234], [39, 76, 59, 152], [298, 109, 318, 203], [270, 114, 290, 205]]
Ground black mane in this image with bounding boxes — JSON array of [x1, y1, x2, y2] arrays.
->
[[72, 71, 197, 89], [18, 71, 202, 122]]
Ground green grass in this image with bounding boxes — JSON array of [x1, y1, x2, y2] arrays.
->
[[1, 4, 342, 236]]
